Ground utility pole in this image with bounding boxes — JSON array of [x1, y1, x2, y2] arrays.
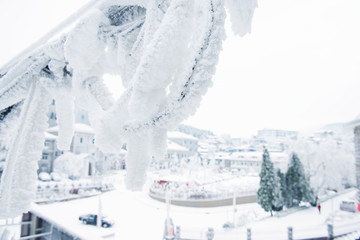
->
[[233, 189, 237, 227], [96, 150, 104, 228], [164, 185, 175, 240]]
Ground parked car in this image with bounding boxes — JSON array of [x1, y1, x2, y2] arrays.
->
[[79, 214, 114, 228], [339, 200, 359, 213]]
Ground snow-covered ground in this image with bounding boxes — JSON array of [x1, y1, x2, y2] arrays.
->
[[242, 189, 360, 240], [26, 172, 360, 240]]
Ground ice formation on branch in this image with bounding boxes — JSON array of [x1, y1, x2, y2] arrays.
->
[[0, 0, 257, 217]]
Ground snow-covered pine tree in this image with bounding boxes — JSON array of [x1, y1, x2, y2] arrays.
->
[[275, 168, 286, 211], [285, 152, 314, 208], [257, 148, 282, 216]]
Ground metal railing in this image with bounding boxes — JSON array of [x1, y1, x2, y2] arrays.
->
[[18, 225, 53, 240], [149, 188, 257, 202], [168, 223, 360, 240], [0, 218, 53, 240]]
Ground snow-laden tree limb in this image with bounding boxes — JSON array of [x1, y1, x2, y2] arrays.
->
[[0, 0, 257, 216], [0, 82, 51, 218]]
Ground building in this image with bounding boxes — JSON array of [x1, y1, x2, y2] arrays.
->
[[19, 211, 113, 240], [223, 150, 288, 174], [257, 129, 298, 140], [41, 106, 200, 174], [167, 140, 191, 160], [346, 118, 360, 191], [38, 132, 61, 173], [40, 101, 105, 177], [47, 123, 96, 155], [153, 140, 192, 169], [254, 129, 298, 152], [168, 131, 199, 156]]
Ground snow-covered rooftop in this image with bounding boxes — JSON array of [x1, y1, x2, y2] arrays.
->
[[168, 131, 197, 141], [225, 151, 288, 162], [47, 123, 95, 134], [29, 183, 360, 240], [44, 132, 57, 140], [167, 140, 189, 152]]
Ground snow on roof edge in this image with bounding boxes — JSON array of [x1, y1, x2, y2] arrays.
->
[[47, 123, 95, 134], [168, 131, 197, 140]]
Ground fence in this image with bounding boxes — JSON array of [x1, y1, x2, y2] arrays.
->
[[150, 187, 257, 201], [164, 223, 359, 240], [35, 177, 116, 203], [149, 187, 257, 207]]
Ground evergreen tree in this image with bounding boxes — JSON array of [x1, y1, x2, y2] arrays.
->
[[276, 168, 287, 211], [285, 153, 314, 208], [257, 148, 283, 216]]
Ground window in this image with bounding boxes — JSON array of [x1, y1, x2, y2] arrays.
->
[[80, 138, 83, 143], [42, 153, 48, 160]]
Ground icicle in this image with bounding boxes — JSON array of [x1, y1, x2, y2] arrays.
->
[[0, 81, 51, 218], [225, 0, 258, 37], [40, 74, 75, 151], [150, 128, 167, 161], [95, 89, 131, 154], [125, 133, 151, 190], [54, 90, 75, 151]]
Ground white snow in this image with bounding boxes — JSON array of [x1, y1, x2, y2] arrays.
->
[[225, 0, 258, 37], [44, 132, 57, 140], [0, 0, 257, 217], [125, 134, 151, 190], [167, 140, 188, 152], [0, 83, 51, 218], [27, 176, 360, 240], [168, 131, 198, 140], [47, 123, 95, 135], [53, 152, 93, 180], [95, 0, 228, 191], [289, 137, 356, 195]]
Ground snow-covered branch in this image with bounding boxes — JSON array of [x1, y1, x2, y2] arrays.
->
[[0, 0, 258, 215], [0, 82, 51, 218]]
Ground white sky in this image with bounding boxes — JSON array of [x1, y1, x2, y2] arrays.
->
[[0, 0, 360, 138]]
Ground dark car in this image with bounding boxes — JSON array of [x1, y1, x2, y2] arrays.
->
[[79, 214, 114, 228]]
